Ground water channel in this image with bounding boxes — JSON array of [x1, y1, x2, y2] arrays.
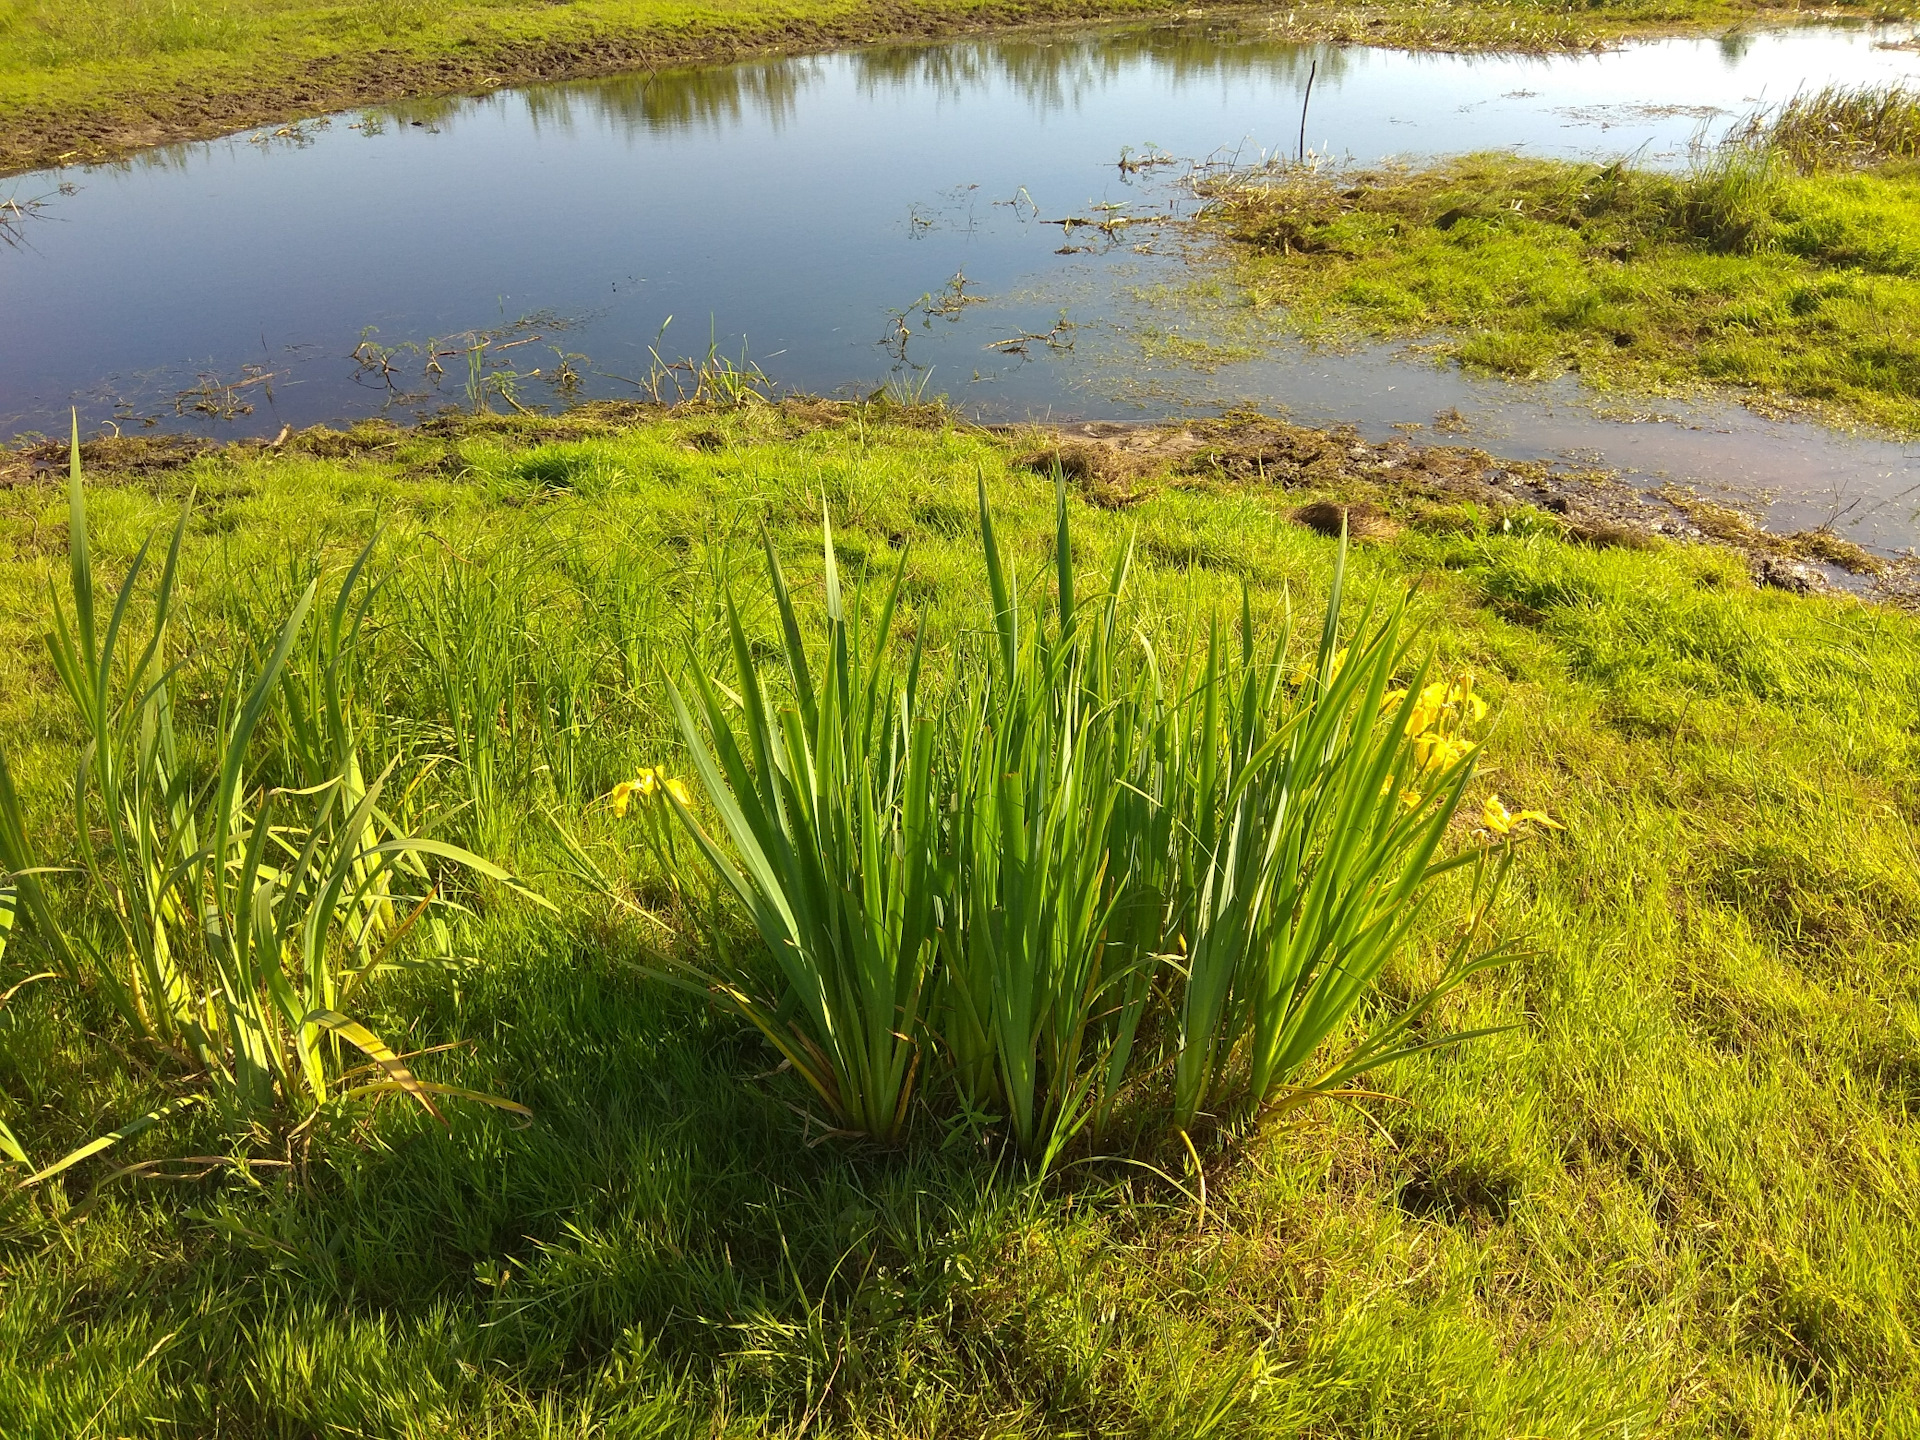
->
[[4, 19, 1919, 548]]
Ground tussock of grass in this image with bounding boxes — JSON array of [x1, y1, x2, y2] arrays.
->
[[1207, 102, 1920, 433], [2, 405, 1919, 1433], [1734, 83, 1920, 173]]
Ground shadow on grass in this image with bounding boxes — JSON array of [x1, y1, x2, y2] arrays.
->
[[1, 910, 1033, 1433], [381, 927, 993, 1331]]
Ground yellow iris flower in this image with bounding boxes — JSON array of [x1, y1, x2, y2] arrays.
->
[[611, 767, 692, 815], [1479, 794, 1562, 836], [1290, 646, 1350, 690], [1402, 676, 1487, 732], [1413, 732, 1471, 773], [1386, 668, 1493, 784]]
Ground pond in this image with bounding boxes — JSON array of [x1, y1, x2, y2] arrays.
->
[[4, 19, 1919, 547]]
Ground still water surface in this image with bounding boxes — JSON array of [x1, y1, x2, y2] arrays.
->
[[4, 20, 1919, 545]]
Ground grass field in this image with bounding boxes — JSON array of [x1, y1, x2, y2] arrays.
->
[[2, 0, 1909, 176], [1, 401, 1917, 1435], [1202, 85, 1920, 436]]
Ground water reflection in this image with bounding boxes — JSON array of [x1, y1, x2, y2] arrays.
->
[[354, 22, 1351, 146], [1717, 28, 1758, 62], [528, 58, 830, 137], [852, 26, 1339, 108], [93, 17, 1904, 166], [313, 14, 1902, 156]]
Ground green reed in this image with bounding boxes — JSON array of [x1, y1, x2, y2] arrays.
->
[[940, 477, 1139, 1166], [661, 519, 943, 1142], [1164, 567, 1513, 1133]]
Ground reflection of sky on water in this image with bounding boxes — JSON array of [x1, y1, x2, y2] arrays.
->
[[1, 21, 1917, 544], [378, 22, 1916, 160]]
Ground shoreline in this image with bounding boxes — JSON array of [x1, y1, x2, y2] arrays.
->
[[6, 397, 1907, 600], [3, 2, 1904, 178]]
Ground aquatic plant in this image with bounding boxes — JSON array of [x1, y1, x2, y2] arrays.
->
[[1162, 585, 1513, 1137], [939, 479, 1142, 1165], [1737, 82, 1920, 173]]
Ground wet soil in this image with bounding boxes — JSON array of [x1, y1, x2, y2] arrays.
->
[[5, 398, 1895, 604], [1016, 411, 1913, 601], [10, 399, 1898, 602]]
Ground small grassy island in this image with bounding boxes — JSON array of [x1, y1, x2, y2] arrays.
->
[[1203, 85, 1920, 435]]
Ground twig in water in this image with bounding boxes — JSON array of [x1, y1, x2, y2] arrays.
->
[[1118, 144, 1177, 175], [1299, 60, 1317, 165], [174, 366, 281, 420], [984, 313, 1077, 357]]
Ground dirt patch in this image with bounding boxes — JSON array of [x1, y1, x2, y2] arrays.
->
[[1012, 419, 1210, 506], [1291, 499, 1401, 542], [1, 433, 221, 488], [1660, 488, 1885, 578]]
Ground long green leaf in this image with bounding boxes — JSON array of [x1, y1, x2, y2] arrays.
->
[[19, 1095, 205, 1189]]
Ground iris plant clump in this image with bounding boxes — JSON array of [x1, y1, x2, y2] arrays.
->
[[629, 477, 1539, 1168]]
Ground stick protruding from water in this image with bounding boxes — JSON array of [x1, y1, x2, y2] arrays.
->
[[1298, 59, 1317, 165]]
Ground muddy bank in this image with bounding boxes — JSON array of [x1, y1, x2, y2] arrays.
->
[[1016, 411, 1914, 602]]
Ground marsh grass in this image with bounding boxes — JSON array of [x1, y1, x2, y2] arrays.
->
[[0, 889, 31, 1165], [940, 480, 1142, 1162], [6, 0, 248, 67], [660, 468, 1518, 1168], [1735, 83, 1920, 173], [661, 517, 943, 1143], [1, 405, 1918, 1433]]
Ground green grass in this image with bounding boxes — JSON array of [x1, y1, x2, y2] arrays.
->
[[0, 431, 536, 1175], [3, 402, 1920, 1434], [1206, 107, 1920, 435], [2, 0, 1906, 175]]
